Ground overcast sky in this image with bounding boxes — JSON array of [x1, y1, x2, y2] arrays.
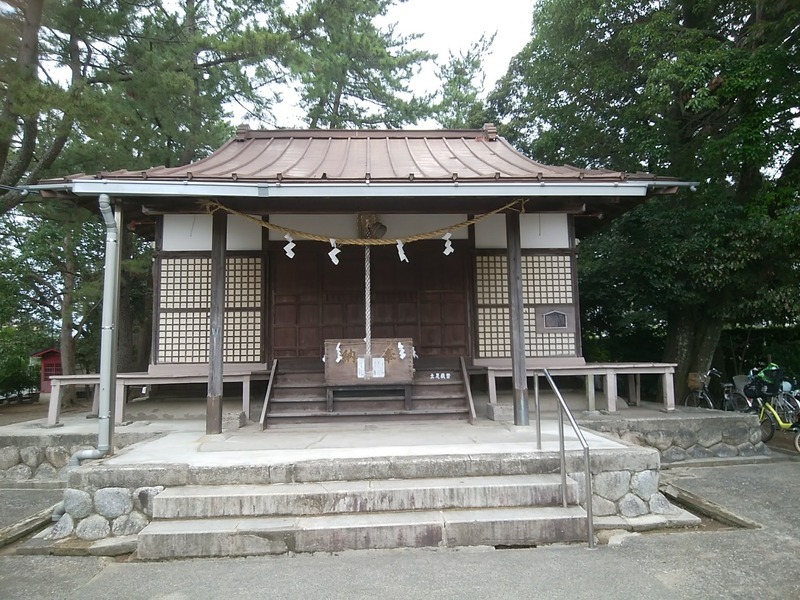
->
[[389, 0, 535, 96], [270, 0, 535, 127]]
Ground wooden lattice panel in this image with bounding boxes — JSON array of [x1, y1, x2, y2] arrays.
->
[[159, 258, 211, 309], [477, 307, 510, 357], [225, 257, 262, 308], [475, 253, 576, 359], [156, 255, 263, 364], [477, 307, 537, 358], [158, 311, 209, 363], [475, 255, 508, 305], [158, 311, 263, 363], [530, 332, 576, 357], [223, 311, 262, 362], [523, 255, 573, 304]]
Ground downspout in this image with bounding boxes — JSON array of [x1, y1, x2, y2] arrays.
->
[[54, 196, 120, 522], [68, 194, 120, 467]]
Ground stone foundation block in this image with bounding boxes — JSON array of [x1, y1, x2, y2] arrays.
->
[[485, 404, 513, 421], [222, 412, 246, 431]]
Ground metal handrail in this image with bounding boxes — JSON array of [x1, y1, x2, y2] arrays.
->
[[459, 356, 477, 424], [539, 368, 594, 549], [258, 359, 278, 431]]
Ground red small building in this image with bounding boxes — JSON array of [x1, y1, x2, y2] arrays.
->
[[31, 348, 62, 394]]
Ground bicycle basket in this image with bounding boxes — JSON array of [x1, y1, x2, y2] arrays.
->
[[744, 380, 766, 399], [687, 372, 706, 390]]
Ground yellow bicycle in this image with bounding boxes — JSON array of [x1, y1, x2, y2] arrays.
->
[[756, 393, 800, 443]]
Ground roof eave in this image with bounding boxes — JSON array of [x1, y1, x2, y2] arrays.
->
[[29, 179, 693, 199]]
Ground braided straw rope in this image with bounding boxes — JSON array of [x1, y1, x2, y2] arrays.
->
[[201, 198, 524, 245]]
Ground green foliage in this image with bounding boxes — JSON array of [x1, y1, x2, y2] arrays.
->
[[0, 202, 103, 327], [293, 0, 435, 128], [721, 326, 800, 381], [0, 0, 304, 206], [434, 33, 495, 129], [0, 0, 455, 378], [0, 199, 134, 374], [491, 0, 800, 378], [0, 326, 49, 397]]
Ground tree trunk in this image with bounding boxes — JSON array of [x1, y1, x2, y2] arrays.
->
[[177, 0, 200, 167], [0, 0, 45, 183], [116, 228, 152, 372], [59, 231, 77, 405], [116, 229, 136, 373], [663, 309, 695, 401], [691, 315, 723, 374], [664, 308, 724, 400]]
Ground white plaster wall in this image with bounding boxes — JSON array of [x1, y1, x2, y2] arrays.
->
[[162, 214, 263, 251], [377, 214, 468, 239], [268, 215, 357, 240], [474, 213, 570, 249], [267, 214, 469, 240]]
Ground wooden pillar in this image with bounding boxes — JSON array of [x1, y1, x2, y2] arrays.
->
[[505, 210, 529, 426], [207, 210, 227, 434]]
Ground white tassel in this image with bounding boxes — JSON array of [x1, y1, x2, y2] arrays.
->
[[396, 240, 408, 263], [283, 233, 296, 258], [442, 232, 454, 255], [328, 239, 341, 265]]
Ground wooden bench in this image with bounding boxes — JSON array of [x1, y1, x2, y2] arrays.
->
[[485, 362, 677, 412], [47, 369, 271, 427]]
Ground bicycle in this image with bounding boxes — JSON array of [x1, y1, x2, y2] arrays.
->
[[683, 368, 749, 411], [753, 393, 800, 442]]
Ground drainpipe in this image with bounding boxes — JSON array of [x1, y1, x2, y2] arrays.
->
[[68, 194, 120, 467]]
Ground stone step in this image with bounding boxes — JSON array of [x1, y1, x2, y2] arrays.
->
[[152, 474, 578, 519], [137, 506, 588, 559]]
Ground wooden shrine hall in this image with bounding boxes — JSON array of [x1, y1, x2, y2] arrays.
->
[[36, 124, 686, 436]]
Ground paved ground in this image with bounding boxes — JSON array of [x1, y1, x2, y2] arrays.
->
[[0, 457, 798, 599], [2, 396, 799, 598], [0, 488, 63, 530], [0, 399, 50, 427]]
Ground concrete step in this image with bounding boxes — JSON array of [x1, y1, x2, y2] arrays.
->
[[152, 475, 578, 519], [137, 506, 588, 559]]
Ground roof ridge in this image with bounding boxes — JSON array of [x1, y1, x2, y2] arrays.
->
[[234, 127, 493, 140]]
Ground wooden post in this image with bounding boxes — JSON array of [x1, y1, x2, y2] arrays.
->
[[207, 210, 227, 434], [505, 211, 529, 426]]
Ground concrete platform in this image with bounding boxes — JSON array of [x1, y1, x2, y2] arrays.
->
[[3, 391, 720, 558]]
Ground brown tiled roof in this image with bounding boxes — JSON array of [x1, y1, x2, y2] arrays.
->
[[63, 124, 669, 185]]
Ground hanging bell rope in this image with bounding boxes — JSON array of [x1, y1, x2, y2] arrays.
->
[[364, 244, 373, 377], [201, 198, 524, 245]]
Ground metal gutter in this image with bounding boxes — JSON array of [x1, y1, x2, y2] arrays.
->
[[27, 179, 685, 198]]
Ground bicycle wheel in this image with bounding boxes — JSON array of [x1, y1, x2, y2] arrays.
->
[[773, 393, 798, 423], [760, 413, 776, 443], [683, 391, 701, 408], [724, 391, 750, 412], [794, 432, 800, 454], [780, 392, 800, 419]]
